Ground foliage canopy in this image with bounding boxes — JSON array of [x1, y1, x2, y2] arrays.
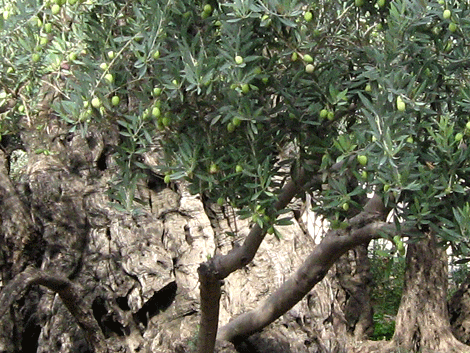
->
[[1, 0, 470, 252]]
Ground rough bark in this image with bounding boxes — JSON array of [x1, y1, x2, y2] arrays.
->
[[0, 85, 392, 352], [0, 266, 108, 353], [390, 232, 469, 352], [0, 150, 42, 352], [0, 150, 38, 277], [1, 112, 342, 353], [334, 243, 374, 340]]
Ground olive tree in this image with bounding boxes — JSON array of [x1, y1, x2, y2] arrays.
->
[[1, 0, 470, 352]]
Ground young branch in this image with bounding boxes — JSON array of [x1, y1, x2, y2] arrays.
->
[[217, 205, 396, 343], [196, 158, 378, 352], [196, 262, 222, 353], [196, 168, 312, 353], [213, 169, 311, 279]]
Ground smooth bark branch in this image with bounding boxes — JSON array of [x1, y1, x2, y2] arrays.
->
[[0, 267, 108, 353], [196, 262, 222, 353], [212, 169, 311, 280], [196, 160, 368, 353], [196, 169, 312, 353], [217, 220, 396, 342]]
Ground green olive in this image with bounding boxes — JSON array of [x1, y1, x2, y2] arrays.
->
[[51, 4, 61, 15], [104, 74, 114, 84], [32, 53, 41, 63], [241, 83, 250, 94], [209, 163, 219, 174], [91, 97, 101, 108], [304, 11, 313, 22], [303, 54, 313, 63], [203, 4, 212, 14], [232, 117, 242, 126], [111, 96, 120, 106], [152, 107, 161, 117]]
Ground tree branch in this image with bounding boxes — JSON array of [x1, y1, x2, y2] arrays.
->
[[216, 195, 396, 343], [196, 262, 222, 353], [217, 219, 397, 343], [196, 168, 312, 353], [0, 266, 108, 353], [196, 160, 378, 352], [212, 168, 312, 280]]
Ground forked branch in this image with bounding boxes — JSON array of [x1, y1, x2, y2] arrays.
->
[[196, 168, 312, 353], [217, 219, 396, 342]]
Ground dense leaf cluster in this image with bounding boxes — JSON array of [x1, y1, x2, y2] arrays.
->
[[1, 0, 470, 251]]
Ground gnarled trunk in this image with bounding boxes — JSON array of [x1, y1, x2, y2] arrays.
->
[[391, 232, 467, 352], [334, 243, 374, 340], [449, 272, 470, 345], [357, 232, 470, 353], [1, 108, 369, 352]]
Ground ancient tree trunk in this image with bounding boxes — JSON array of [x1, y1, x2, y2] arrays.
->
[[334, 243, 374, 340], [0, 151, 38, 277], [389, 232, 468, 353], [2, 86, 383, 353], [0, 267, 108, 353], [356, 232, 470, 353], [449, 272, 470, 345], [0, 150, 42, 352]]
